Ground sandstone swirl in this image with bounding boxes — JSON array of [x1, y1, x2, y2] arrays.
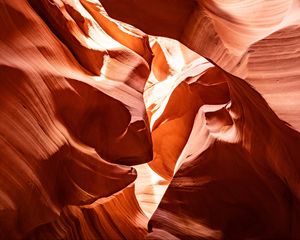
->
[[101, 0, 300, 130], [0, 0, 152, 239], [1, 0, 300, 239], [101, 0, 300, 239]]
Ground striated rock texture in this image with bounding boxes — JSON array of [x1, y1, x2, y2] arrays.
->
[[1, 0, 300, 239], [147, 70, 300, 239], [0, 0, 152, 239], [101, 0, 300, 131], [101, 0, 300, 239], [26, 185, 148, 240]]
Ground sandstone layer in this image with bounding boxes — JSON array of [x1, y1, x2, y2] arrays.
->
[[0, 0, 300, 239]]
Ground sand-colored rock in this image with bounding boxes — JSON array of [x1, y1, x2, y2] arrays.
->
[[101, 0, 300, 130], [1, 0, 300, 239], [147, 72, 300, 239], [99, 1, 300, 238], [26, 185, 148, 240], [0, 0, 152, 238]]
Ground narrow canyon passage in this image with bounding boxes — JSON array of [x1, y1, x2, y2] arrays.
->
[[0, 0, 300, 239]]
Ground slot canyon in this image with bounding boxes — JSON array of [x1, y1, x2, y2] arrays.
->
[[1, 0, 300, 239]]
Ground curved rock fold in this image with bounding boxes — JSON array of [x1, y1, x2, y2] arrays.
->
[[1, 0, 300, 239]]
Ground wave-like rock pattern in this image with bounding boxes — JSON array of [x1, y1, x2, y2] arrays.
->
[[147, 71, 300, 239], [101, 0, 300, 130], [0, 0, 152, 238], [145, 47, 230, 179], [1, 0, 300, 239], [100, 0, 300, 239], [26, 185, 148, 240]]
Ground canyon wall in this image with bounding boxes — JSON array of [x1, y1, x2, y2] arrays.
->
[[0, 0, 300, 239]]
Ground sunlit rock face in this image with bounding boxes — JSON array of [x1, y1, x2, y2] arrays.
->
[[0, 0, 151, 239], [102, 0, 300, 131], [1, 0, 300, 239]]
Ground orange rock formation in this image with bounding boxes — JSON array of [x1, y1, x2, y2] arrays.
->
[[0, 0, 300, 239]]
